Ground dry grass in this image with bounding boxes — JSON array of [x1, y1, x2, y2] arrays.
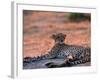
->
[[23, 11, 91, 57]]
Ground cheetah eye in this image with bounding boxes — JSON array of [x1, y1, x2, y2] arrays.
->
[[57, 36, 60, 38]]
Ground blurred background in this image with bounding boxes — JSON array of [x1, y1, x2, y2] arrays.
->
[[23, 10, 91, 58]]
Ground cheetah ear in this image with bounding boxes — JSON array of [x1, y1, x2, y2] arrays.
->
[[63, 34, 66, 38], [51, 34, 56, 39]]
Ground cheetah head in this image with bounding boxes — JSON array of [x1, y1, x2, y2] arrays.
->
[[51, 33, 66, 44]]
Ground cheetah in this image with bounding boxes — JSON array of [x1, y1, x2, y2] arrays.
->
[[45, 33, 91, 67]]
